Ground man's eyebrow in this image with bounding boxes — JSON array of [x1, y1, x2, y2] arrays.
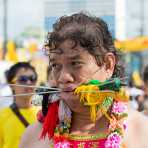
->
[[50, 55, 82, 62], [68, 55, 82, 60]]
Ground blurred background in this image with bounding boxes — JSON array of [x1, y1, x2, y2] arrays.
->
[[0, 0, 148, 110]]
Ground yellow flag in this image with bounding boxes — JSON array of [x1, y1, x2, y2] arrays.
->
[[115, 36, 148, 52], [28, 42, 38, 54], [5, 41, 18, 62], [132, 71, 144, 87]]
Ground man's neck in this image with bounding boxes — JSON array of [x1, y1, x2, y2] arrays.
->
[[70, 112, 109, 135], [14, 97, 32, 109]]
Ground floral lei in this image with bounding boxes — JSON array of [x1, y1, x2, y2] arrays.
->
[[41, 78, 129, 148]]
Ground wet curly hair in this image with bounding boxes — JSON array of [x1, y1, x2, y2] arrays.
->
[[44, 12, 125, 78]]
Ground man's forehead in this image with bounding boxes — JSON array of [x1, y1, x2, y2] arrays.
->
[[16, 68, 34, 76], [50, 47, 82, 54], [50, 47, 84, 57], [49, 52, 84, 62]]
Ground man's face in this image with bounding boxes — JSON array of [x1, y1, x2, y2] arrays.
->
[[12, 68, 37, 99], [49, 39, 114, 112]]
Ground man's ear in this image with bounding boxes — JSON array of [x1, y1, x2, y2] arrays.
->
[[104, 53, 116, 78]]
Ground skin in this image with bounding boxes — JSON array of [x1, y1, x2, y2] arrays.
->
[[124, 107, 148, 148], [50, 39, 115, 135], [19, 107, 148, 148], [11, 68, 37, 108], [19, 40, 148, 148], [19, 67, 56, 148], [19, 122, 51, 148], [19, 39, 115, 147]]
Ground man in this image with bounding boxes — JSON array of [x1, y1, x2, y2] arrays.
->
[[20, 12, 127, 147], [0, 62, 40, 148]]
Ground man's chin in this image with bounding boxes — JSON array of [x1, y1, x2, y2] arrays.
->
[[59, 92, 74, 101]]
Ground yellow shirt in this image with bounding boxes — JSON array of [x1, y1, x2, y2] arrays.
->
[[0, 106, 40, 148]]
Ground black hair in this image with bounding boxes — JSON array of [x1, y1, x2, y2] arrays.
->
[[42, 66, 54, 116], [42, 93, 49, 116], [6, 62, 37, 83]]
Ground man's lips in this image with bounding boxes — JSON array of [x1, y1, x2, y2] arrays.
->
[[25, 87, 34, 92], [61, 87, 75, 92]]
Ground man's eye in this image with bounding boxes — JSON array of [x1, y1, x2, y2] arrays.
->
[[71, 61, 83, 66], [51, 63, 60, 69], [51, 64, 57, 68]]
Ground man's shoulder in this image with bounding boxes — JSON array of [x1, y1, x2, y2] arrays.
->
[[125, 109, 148, 147], [128, 109, 148, 124], [21, 106, 41, 114], [19, 121, 52, 148], [128, 109, 148, 132], [0, 107, 12, 124], [0, 107, 12, 117], [21, 122, 42, 140]]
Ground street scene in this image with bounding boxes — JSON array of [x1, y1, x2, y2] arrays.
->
[[0, 0, 148, 148]]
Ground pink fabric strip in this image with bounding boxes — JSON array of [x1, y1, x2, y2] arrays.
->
[[54, 136, 107, 148], [68, 138, 106, 148]]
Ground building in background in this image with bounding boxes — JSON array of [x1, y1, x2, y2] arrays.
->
[[116, 0, 148, 39], [0, 0, 115, 41], [0, 0, 147, 74], [115, 0, 148, 76], [0, 0, 44, 42], [44, 0, 115, 37]]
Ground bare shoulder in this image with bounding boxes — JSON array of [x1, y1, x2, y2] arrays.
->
[[124, 109, 148, 148], [19, 122, 51, 148], [128, 109, 148, 126], [19, 122, 42, 148]]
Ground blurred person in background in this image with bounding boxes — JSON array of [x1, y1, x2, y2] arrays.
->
[[143, 98, 148, 116], [124, 66, 148, 147], [0, 62, 40, 148], [143, 65, 148, 98], [19, 66, 56, 148], [128, 73, 144, 111], [141, 65, 148, 116], [124, 105, 148, 148], [134, 65, 148, 112]]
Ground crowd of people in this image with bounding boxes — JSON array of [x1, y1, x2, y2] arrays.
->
[[128, 65, 148, 116], [0, 12, 147, 148]]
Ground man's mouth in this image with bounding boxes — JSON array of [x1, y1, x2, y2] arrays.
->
[[25, 88, 34, 92], [62, 87, 74, 92], [60, 86, 76, 92]]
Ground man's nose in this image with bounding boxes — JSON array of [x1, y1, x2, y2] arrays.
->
[[25, 79, 34, 85], [58, 67, 74, 84]]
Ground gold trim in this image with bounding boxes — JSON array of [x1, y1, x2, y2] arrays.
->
[[68, 133, 107, 141]]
